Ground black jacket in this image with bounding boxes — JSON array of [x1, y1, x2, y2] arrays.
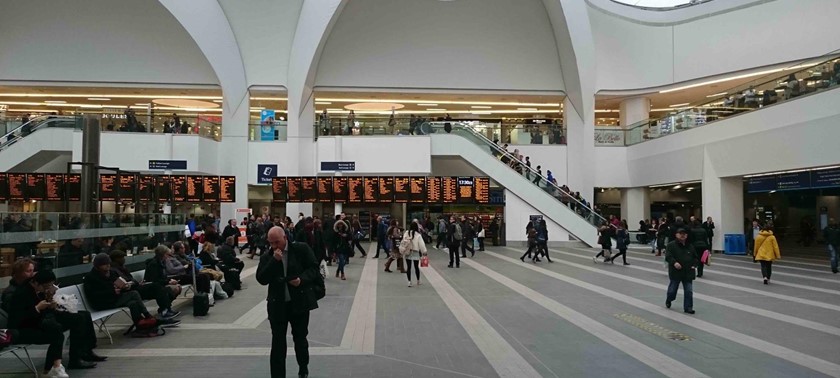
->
[[143, 257, 169, 286], [689, 226, 709, 251], [218, 244, 238, 266], [83, 268, 120, 310], [221, 225, 240, 242], [256, 242, 320, 313], [665, 240, 699, 281], [1, 279, 22, 313], [6, 282, 43, 329]]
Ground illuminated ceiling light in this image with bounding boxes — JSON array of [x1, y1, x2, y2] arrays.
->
[[87, 98, 111, 101], [471, 111, 492, 115], [706, 92, 727, 98], [426, 108, 447, 111], [249, 97, 287, 101], [44, 100, 66, 104], [594, 109, 618, 113], [659, 63, 819, 94], [152, 99, 220, 108], [769, 190, 777, 194], [517, 108, 538, 111], [672, 185, 682, 189], [417, 103, 438, 107], [315, 101, 332, 105], [669, 103, 690, 108], [135, 103, 150, 106], [471, 105, 492, 109], [212, 100, 223, 103], [344, 102, 405, 111], [250, 107, 265, 110], [315, 97, 560, 107], [0, 93, 223, 100]]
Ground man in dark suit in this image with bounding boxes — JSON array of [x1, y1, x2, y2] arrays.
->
[[257, 226, 320, 378]]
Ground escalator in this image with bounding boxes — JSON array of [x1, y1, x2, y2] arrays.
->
[[0, 115, 82, 171], [429, 123, 605, 247]]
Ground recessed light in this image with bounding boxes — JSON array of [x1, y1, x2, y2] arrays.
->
[[417, 103, 438, 106], [517, 108, 538, 111], [471, 106, 492, 109], [705, 92, 727, 98], [426, 109, 447, 111], [672, 185, 682, 189], [87, 98, 111, 101], [44, 100, 66, 104], [315, 101, 332, 105], [212, 100, 223, 103], [669, 103, 690, 108]]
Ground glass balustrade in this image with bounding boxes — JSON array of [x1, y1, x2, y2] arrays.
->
[[0, 212, 188, 272]]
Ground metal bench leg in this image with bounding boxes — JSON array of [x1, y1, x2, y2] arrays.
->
[[11, 347, 39, 377], [95, 315, 115, 344]]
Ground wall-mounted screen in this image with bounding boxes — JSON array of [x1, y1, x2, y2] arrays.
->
[[66, 174, 81, 201], [0, 173, 9, 201], [410, 177, 426, 204], [171, 175, 187, 202], [287, 177, 302, 202], [475, 177, 490, 204], [363, 177, 378, 203], [394, 176, 410, 203], [457, 177, 474, 204], [301, 177, 318, 203], [8, 173, 25, 200], [45, 174, 64, 201], [220, 176, 236, 203], [426, 177, 442, 204], [156, 175, 172, 202], [138, 175, 155, 202], [442, 177, 458, 204], [317, 177, 333, 203], [378, 176, 394, 203], [333, 177, 348, 203], [186, 176, 203, 202], [272, 177, 287, 202], [119, 174, 137, 202], [203, 176, 220, 202], [348, 177, 364, 203], [100, 174, 117, 201]]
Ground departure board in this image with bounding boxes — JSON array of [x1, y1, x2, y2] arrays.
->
[[475, 177, 490, 204], [363, 177, 378, 203], [348, 177, 364, 203], [220, 176, 236, 203], [65, 174, 81, 201], [171, 175, 187, 202], [301, 177, 318, 203], [426, 177, 442, 204], [156, 176, 172, 202], [100, 174, 117, 201], [410, 177, 426, 204], [287, 177, 302, 202], [442, 177, 458, 204], [8, 173, 25, 200], [0, 173, 8, 201], [271, 177, 287, 202], [317, 177, 333, 202], [203, 176, 220, 202], [379, 176, 394, 203], [24, 174, 45, 201], [45, 174, 64, 201], [138, 175, 155, 202], [186, 176, 203, 202], [333, 177, 348, 203], [394, 177, 410, 203], [119, 174, 137, 202], [457, 177, 475, 204]]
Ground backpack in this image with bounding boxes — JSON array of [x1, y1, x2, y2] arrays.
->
[[193, 292, 210, 316], [399, 232, 413, 254], [221, 282, 235, 298], [453, 223, 463, 241], [224, 268, 242, 290], [124, 317, 165, 338]]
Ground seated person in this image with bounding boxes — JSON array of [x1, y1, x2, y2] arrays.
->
[[167, 241, 211, 293], [7, 270, 105, 376], [198, 242, 221, 270], [109, 249, 181, 320], [57, 238, 86, 268], [83, 254, 179, 327], [217, 236, 245, 272]]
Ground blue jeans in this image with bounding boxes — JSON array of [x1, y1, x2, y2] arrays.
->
[[828, 245, 838, 272], [666, 278, 693, 311], [337, 253, 348, 275]]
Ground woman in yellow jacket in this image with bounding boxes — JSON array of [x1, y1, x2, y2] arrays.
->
[[754, 226, 781, 285]]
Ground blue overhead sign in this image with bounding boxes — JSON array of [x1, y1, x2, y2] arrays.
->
[[812, 168, 840, 189], [148, 160, 187, 170], [321, 161, 356, 171], [257, 164, 277, 184], [776, 171, 811, 191]]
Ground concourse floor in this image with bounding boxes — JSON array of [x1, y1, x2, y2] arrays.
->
[[2, 243, 839, 377]]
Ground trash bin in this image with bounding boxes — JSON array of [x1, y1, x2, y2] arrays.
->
[[724, 234, 747, 255]]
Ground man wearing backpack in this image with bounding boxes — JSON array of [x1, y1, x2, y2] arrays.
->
[[435, 216, 448, 249], [447, 215, 462, 268]]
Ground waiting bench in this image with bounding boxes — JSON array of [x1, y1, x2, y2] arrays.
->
[[0, 308, 39, 377]]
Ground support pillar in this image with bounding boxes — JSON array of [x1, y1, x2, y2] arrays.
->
[[219, 90, 251, 222], [703, 148, 743, 251], [564, 97, 595, 203], [619, 96, 650, 127], [80, 115, 100, 213], [621, 187, 650, 224]]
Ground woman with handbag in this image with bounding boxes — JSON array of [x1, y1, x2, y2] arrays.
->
[[608, 220, 630, 265], [403, 222, 428, 287], [754, 225, 781, 285], [334, 220, 352, 280], [594, 221, 614, 263], [351, 216, 368, 257], [384, 220, 404, 273]]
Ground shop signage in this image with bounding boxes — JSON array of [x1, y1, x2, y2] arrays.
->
[[257, 164, 277, 184], [812, 168, 840, 189], [594, 129, 624, 146], [148, 160, 187, 170], [320, 161, 356, 171]]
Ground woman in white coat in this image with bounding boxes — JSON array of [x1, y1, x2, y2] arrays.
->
[[403, 221, 428, 287]]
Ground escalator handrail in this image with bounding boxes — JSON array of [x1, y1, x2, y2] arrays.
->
[[430, 122, 607, 225], [0, 115, 81, 150]]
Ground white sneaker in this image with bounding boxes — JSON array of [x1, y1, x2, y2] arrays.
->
[[46, 364, 69, 378], [408, 280, 412, 287], [416, 280, 421, 286]]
